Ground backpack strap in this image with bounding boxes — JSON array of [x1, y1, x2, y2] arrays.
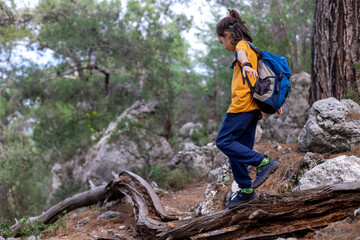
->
[[241, 65, 255, 94], [245, 41, 260, 55], [231, 48, 256, 93]]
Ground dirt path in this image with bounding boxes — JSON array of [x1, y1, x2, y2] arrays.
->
[[159, 180, 210, 220]]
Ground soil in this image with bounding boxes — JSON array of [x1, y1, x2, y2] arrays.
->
[[39, 142, 360, 240]]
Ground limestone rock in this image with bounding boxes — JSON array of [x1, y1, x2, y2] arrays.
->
[[97, 211, 121, 219], [193, 162, 232, 217], [76, 217, 91, 228], [166, 142, 227, 176], [298, 97, 360, 153], [294, 155, 360, 191], [179, 122, 203, 137]]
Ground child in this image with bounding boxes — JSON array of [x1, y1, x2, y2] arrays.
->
[[215, 9, 282, 209]]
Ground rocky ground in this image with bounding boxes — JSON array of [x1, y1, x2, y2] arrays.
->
[[38, 142, 360, 240]]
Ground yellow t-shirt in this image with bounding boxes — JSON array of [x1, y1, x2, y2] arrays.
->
[[227, 41, 260, 114]]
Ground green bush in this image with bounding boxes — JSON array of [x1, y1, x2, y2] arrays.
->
[[0, 137, 49, 222], [49, 179, 85, 206], [345, 82, 360, 105], [148, 164, 196, 190], [190, 126, 213, 146], [0, 214, 67, 238]]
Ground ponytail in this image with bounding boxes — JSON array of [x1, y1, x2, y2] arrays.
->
[[216, 9, 253, 44]]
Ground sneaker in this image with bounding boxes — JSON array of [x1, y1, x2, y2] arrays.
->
[[226, 188, 257, 209], [251, 157, 279, 189]]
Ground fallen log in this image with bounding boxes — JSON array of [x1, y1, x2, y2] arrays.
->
[[9, 171, 360, 240], [159, 182, 360, 239]]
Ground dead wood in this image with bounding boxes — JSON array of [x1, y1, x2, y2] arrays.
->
[[9, 171, 360, 240], [159, 182, 360, 239]]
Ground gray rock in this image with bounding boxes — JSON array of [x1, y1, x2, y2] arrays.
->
[[72, 99, 174, 186], [179, 122, 203, 137], [167, 143, 227, 175], [194, 162, 232, 216], [298, 152, 324, 172], [354, 208, 360, 217], [194, 184, 218, 217], [182, 142, 198, 151], [294, 155, 360, 191], [97, 211, 121, 219], [26, 237, 37, 240], [260, 72, 311, 143], [75, 217, 91, 228], [118, 225, 127, 230], [255, 125, 262, 143], [271, 142, 282, 150], [51, 163, 62, 190], [298, 97, 360, 153]]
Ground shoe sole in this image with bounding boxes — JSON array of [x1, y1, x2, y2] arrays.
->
[[226, 194, 258, 209], [251, 161, 279, 189]]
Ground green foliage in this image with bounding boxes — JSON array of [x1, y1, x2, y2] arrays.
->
[[108, 116, 155, 143], [49, 179, 85, 206], [0, 0, 31, 61], [213, 0, 315, 73], [148, 164, 195, 190], [345, 82, 360, 105], [0, 214, 67, 238], [0, 136, 49, 222], [190, 125, 214, 146], [0, 220, 12, 238], [354, 62, 360, 70]]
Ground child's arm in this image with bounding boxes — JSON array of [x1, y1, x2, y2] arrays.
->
[[238, 49, 258, 79]]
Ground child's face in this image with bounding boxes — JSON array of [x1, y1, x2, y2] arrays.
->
[[218, 32, 235, 53]]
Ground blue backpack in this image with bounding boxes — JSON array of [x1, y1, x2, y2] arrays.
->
[[232, 42, 291, 114]]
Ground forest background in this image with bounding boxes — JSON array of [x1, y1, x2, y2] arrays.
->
[[0, 0, 316, 222]]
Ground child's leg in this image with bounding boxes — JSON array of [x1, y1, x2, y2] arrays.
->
[[216, 110, 263, 188]]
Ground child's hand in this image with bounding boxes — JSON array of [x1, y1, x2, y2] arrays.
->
[[275, 107, 283, 116], [242, 66, 258, 79]]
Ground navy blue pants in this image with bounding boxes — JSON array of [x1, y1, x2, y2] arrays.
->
[[215, 110, 264, 188]]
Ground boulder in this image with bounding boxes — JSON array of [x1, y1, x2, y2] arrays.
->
[[166, 142, 227, 176], [71, 99, 174, 186], [294, 155, 360, 191], [260, 72, 311, 143], [298, 97, 360, 153]]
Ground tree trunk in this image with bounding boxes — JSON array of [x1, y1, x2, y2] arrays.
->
[[10, 171, 360, 240], [310, 0, 360, 105]]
